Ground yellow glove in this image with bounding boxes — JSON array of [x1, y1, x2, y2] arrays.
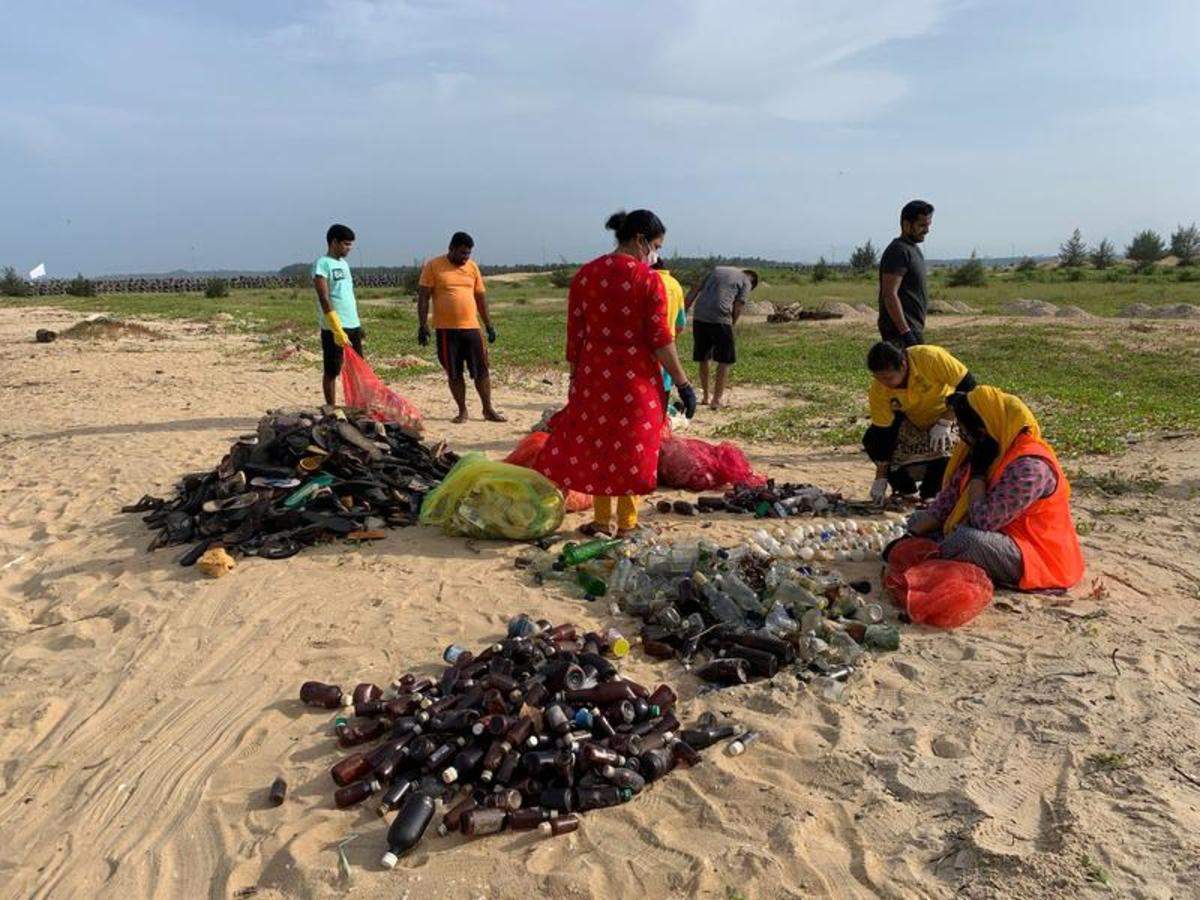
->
[[324, 310, 350, 348]]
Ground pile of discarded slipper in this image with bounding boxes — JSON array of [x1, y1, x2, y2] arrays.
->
[[124, 408, 457, 564]]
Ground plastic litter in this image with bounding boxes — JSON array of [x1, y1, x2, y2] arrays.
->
[[882, 537, 941, 603], [503, 431, 592, 512], [420, 453, 565, 539], [340, 347, 423, 431]]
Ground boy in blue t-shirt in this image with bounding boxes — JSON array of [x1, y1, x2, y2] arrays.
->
[[312, 223, 361, 405]]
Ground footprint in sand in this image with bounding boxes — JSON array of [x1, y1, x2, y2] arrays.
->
[[930, 734, 971, 759]]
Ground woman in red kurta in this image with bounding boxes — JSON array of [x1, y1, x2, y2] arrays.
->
[[538, 209, 696, 535]]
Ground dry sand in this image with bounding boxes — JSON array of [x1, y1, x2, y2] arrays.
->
[[1, 307, 1198, 900]]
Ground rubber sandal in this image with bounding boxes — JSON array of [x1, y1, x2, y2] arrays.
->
[[579, 522, 616, 537], [177, 539, 215, 567], [121, 494, 165, 514]]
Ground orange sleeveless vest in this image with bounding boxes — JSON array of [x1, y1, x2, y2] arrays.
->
[[984, 431, 1085, 591]]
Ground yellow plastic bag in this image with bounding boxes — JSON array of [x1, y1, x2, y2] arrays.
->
[[419, 453, 564, 539]]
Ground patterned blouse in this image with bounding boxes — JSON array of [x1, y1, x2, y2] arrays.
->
[[925, 456, 1058, 532]]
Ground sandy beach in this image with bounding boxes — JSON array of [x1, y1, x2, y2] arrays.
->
[[1, 307, 1198, 900]]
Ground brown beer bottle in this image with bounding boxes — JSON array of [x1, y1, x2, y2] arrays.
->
[[300, 681, 349, 709], [330, 752, 372, 787]]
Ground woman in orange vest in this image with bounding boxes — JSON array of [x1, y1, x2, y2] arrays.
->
[[906, 385, 1084, 591]]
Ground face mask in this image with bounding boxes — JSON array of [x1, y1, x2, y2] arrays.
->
[[645, 249, 659, 266]]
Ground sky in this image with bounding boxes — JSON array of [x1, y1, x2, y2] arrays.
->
[[3, 0, 1199, 275]]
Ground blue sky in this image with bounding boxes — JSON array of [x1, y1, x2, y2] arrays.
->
[[3, 0, 1198, 274]]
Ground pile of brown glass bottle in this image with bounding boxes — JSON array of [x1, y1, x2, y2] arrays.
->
[[122, 408, 455, 564], [298, 615, 733, 870]]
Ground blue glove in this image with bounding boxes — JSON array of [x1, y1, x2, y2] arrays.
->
[[677, 383, 698, 419], [486, 325, 496, 344], [417, 325, 430, 347]]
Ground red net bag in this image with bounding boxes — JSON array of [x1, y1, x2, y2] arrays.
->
[[504, 431, 592, 512], [340, 347, 422, 431], [505, 432, 549, 469], [657, 436, 766, 492], [903, 559, 994, 628], [883, 537, 941, 602]]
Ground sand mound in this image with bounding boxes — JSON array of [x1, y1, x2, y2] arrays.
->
[[59, 318, 163, 340], [1055, 305, 1094, 318], [1005, 298, 1059, 317], [1120, 302, 1200, 319], [821, 301, 865, 317], [741, 300, 776, 318]]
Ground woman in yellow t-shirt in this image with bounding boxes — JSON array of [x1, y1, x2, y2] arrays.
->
[[863, 341, 976, 505]]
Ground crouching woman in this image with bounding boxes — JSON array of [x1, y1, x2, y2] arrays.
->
[[906, 386, 1084, 591]]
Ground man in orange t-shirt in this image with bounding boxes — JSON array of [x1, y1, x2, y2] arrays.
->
[[417, 231, 505, 423]]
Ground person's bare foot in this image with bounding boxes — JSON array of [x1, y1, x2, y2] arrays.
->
[[451, 410, 469, 424], [710, 398, 724, 410], [701, 396, 711, 406], [483, 408, 507, 423]]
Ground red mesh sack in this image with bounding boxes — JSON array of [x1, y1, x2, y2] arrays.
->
[[505, 431, 591, 512], [883, 537, 941, 602], [657, 436, 766, 492], [505, 432, 550, 468], [340, 347, 422, 430], [903, 559, 994, 628]]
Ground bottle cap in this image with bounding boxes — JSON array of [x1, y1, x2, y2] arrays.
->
[[380, 851, 399, 869]]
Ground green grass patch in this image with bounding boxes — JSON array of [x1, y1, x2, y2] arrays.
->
[[13, 280, 1200, 457], [1069, 470, 1165, 496]]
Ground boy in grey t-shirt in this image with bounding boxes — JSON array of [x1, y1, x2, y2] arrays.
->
[[686, 266, 757, 409]]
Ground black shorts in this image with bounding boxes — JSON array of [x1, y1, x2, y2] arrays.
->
[[692, 321, 736, 364], [321, 327, 364, 378], [436, 328, 489, 380]]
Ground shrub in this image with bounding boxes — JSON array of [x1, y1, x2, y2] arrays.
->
[[1170, 223, 1199, 266], [811, 257, 831, 282], [1089, 238, 1116, 270], [947, 251, 987, 287], [1, 266, 30, 297], [1059, 228, 1087, 268], [1178, 268, 1198, 283], [66, 273, 96, 297], [1066, 268, 1084, 282], [1015, 257, 1038, 276], [848, 240, 878, 274], [204, 277, 229, 299], [549, 267, 576, 289], [1126, 229, 1166, 273]]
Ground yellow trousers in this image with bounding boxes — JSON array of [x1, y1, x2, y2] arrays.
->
[[593, 495, 639, 531]]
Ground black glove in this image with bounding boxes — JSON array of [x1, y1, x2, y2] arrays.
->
[[900, 330, 920, 348], [418, 325, 430, 347], [486, 325, 496, 344], [968, 435, 999, 478], [677, 383, 698, 419]]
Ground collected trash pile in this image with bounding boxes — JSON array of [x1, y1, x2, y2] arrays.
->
[[124, 409, 455, 564], [523, 518, 909, 699], [662, 479, 844, 518], [297, 616, 742, 868], [420, 453, 566, 539], [767, 302, 845, 323]]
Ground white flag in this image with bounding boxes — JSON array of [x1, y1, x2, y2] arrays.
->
[[28, 263, 46, 280]]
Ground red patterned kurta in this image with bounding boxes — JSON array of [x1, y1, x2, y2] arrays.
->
[[537, 253, 673, 496]]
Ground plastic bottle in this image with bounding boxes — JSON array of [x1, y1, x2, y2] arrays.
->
[[334, 778, 380, 809], [509, 806, 554, 830], [863, 623, 900, 651], [695, 658, 750, 686], [726, 731, 760, 756], [460, 807, 508, 837], [377, 779, 415, 817], [602, 628, 630, 658], [300, 681, 350, 709], [576, 784, 631, 810], [599, 764, 647, 793], [330, 752, 372, 787], [717, 573, 764, 615], [680, 723, 738, 750], [539, 814, 580, 837], [380, 792, 436, 869]]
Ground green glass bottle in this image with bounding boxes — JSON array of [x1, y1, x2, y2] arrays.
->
[[558, 538, 623, 567]]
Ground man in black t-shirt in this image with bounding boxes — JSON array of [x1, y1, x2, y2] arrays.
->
[[878, 200, 934, 347]]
